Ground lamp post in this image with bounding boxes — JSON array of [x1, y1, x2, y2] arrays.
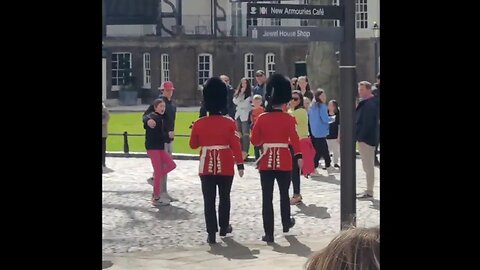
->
[[372, 22, 380, 77]]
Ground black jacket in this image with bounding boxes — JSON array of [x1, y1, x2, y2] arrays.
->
[[144, 112, 171, 150], [143, 95, 177, 131], [327, 111, 340, 139], [356, 97, 379, 146]]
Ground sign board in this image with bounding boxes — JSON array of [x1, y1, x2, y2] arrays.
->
[[229, 0, 274, 2], [105, 0, 158, 25], [247, 3, 344, 20], [248, 26, 343, 42]]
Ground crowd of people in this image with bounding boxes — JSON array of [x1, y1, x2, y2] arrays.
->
[[102, 71, 380, 269], [102, 70, 380, 250]]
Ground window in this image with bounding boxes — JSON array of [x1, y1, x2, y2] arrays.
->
[[271, 0, 281, 26], [356, 0, 368, 29], [198, 53, 212, 86], [271, 18, 281, 26], [143, 53, 151, 88], [301, 0, 309, 26], [161, 54, 170, 83], [244, 53, 254, 82], [332, 0, 340, 27], [247, 17, 258, 28], [265, 53, 275, 77], [111, 52, 132, 90]]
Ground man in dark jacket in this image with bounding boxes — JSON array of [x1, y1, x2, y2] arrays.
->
[[356, 81, 379, 199], [253, 70, 267, 100], [221, 75, 236, 119], [143, 81, 178, 202]]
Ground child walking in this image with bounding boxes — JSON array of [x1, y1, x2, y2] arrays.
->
[[250, 94, 265, 161], [144, 99, 177, 206], [327, 100, 340, 168]]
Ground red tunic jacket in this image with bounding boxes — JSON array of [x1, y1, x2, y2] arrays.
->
[[190, 115, 244, 176], [251, 110, 302, 171]]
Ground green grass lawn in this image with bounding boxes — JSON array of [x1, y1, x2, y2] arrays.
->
[[107, 112, 256, 156]]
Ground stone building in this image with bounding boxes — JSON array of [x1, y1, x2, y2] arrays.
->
[[103, 0, 380, 106]]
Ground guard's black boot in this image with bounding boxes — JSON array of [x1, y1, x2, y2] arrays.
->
[[207, 233, 216, 244], [261, 235, 274, 243], [220, 224, 233, 237], [283, 217, 295, 233]]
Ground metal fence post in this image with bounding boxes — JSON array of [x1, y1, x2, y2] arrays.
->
[[123, 131, 129, 154]]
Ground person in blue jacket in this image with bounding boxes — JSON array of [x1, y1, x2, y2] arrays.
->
[[308, 89, 333, 175]]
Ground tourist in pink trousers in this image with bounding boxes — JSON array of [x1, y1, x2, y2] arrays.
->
[[144, 99, 177, 206]]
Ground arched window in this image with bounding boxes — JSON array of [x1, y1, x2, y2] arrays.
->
[[160, 53, 170, 83], [198, 53, 213, 86], [244, 53, 254, 82], [265, 53, 275, 77], [143, 53, 151, 88]]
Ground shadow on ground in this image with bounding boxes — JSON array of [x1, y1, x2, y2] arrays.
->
[[370, 199, 380, 210], [309, 174, 339, 185], [356, 197, 380, 210], [154, 205, 194, 220], [102, 190, 150, 195], [103, 203, 194, 221], [102, 260, 113, 269], [295, 203, 331, 219], [271, 235, 312, 258], [208, 237, 260, 260]]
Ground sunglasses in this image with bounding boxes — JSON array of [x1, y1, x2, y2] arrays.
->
[[291, 97, 299, 101]]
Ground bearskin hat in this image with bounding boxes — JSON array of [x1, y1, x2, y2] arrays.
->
[[265, 73, 292, 106], [202, 77, 227, 114]]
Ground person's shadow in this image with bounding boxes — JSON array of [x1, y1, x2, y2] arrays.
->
[[208, 237, 260, 260], [153, 205, 194, 220], [370, 199, 380, 210], [102, 260, 113, 269], [296, 203, 331, 219], [309, 174, 340, 185], [271, 235, 312, 258]]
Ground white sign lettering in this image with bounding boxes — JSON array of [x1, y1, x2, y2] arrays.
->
[[313, 8, 325, 16], [279, 30, 296, 37], [263, 31, 279, 37], [271, 7, 283, 14], [297, 30, 311, 38]]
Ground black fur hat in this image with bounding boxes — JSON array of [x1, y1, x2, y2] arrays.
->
[[202, 77, 227, 114], [265, 73, 292, 106]]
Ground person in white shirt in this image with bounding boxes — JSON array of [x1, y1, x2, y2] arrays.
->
[[233, 77, 253, 161]]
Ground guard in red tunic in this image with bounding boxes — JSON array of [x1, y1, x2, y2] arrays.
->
[[189, 77, 245, 244], [251, 73, 303, 243]]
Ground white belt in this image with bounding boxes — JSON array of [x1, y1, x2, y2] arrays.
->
[[256, 143, 289, 165], [199, 145, 230, 174]]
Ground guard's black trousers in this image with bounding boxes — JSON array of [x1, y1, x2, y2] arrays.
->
[[260, 170, 292, 238], [200, 175, 234, 234]]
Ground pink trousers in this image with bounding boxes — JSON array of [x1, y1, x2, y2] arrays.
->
[[147, 150, 177, 198], [300, 138, 316, 176]]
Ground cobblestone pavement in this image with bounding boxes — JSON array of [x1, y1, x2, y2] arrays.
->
[[102, 157, 379, 254]]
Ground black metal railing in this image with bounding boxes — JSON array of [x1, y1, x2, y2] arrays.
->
[[108, 131, 375, 155], [108, 131, 190, 154]]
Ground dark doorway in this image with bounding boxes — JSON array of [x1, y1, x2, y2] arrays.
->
[[295, 61, 307, 77]]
